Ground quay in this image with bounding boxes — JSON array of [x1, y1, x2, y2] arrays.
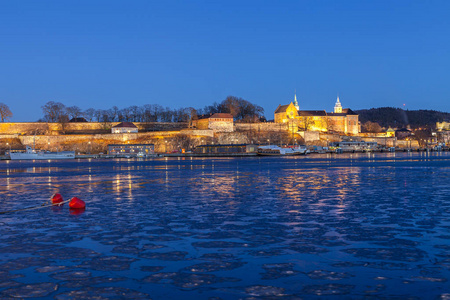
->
[[1, 146, 449, 160]]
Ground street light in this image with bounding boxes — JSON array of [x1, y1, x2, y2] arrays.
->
[[88, 141, 91, 154], [6, 142, 11, 155], [165, 140, 168, 153]]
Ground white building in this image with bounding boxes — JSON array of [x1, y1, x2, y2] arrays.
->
[[111, 122, 138, 134]]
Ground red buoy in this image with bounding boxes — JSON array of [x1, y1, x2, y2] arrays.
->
[[51, 193, 64, 206], [69, 197, 86, 209]]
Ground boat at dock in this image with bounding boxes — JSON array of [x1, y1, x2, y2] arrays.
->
[[9, 146, 75, 160], [257, 145, 308, 156]]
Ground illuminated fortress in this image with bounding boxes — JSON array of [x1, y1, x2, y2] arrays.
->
[[274, 94, 360, 135]]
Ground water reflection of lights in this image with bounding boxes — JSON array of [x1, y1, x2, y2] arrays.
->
[[115, 174, 120, 193], [127, 173, 133, 198]]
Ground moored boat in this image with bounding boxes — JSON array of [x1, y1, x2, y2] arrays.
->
[[10, 146, 75, 160], [257, 145, 308, 156]]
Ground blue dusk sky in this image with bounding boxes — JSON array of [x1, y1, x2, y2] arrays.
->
[[1, 0, 449, 121]]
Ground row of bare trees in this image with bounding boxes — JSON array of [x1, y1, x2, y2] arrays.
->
[[40, 102, 197, 123], [39, 96, 265, 124]]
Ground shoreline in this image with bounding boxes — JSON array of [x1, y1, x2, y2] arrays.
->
[[1, 147, 449, 161]]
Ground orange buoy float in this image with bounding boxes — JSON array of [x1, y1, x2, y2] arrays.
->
[[51, 193, 64, 206], [69, 197, 86, 209]]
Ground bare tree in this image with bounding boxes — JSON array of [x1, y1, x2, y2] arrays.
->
[[109, 106, 119, 122], [83, 108, 96, 122], [66, 106, 82, 120], [298, 116, 315, 131], [129, 105, 142, 122], [58, 113, 70, 134], [120, 107, 132, 121], [42, 101, 67, 122], [221, 96, 241, 118], [0, 103, 12, 122], [413, 129, 431, 148], [363, 121, 382, 133]]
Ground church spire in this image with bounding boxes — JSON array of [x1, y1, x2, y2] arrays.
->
[[293, 90, 299, 111], [334, 95, 342, 113]]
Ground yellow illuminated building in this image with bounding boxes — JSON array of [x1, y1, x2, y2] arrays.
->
[[274, 94, 360, 135], [386, 127, 395, 137]]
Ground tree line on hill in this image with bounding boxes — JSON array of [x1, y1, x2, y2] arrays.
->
[[357, 107, 450, 132], [38, 96, 264, 124]]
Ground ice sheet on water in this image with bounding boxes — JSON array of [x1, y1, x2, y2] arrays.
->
[[142, 243, 166, 250], [139, 251, 189, 261], [302, 283, 354, 295], [0, 280, 21, 288], [54, 287, 150, 300], [0, 270, 22, 280], [80, 256, 137, 271], [192, 241, 250, 248], [200, 253, 238, 261], [341, 247, 425, 262], [244, 285, 287, 297], [1, 282, 58, 298], [0, 257, 50, 271], [261, 263, 299, 280], [142, 272, 239, 289], [60, 276, 127, 288], [182, 261, 246, 273], [37, 246, 101, 260], [0, 243, 53, 254], [112, 245, 141, 254], [140, 265, 165, 272], [50, 270, 91, 280], [248, 249, 286, 257], [35, 265, 67, 273], [306, 270, 353, 281]]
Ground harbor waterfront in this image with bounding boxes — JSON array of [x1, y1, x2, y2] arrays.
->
[[0, 153, 449, 299]]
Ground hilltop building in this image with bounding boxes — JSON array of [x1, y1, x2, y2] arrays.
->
[[395, 128, 412, 139], [274, 94, 360, 134], [192, 113, 234, 132], [437, 121, 450, 131], [386, 127, 395, 137], [111, 122, 138, 134]]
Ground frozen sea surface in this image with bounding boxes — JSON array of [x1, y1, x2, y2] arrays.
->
[[0, 152, 449, 299]]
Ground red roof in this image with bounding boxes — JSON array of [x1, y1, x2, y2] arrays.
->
[[112, 122, 137, 128], [209, 113, 233, 119]]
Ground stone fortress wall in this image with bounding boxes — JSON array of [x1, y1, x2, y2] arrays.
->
[[235, 122, 288, 132], [0, 122, 189, 135]]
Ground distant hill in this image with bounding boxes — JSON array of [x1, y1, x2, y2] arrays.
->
[[355, 107, 450, 129]]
